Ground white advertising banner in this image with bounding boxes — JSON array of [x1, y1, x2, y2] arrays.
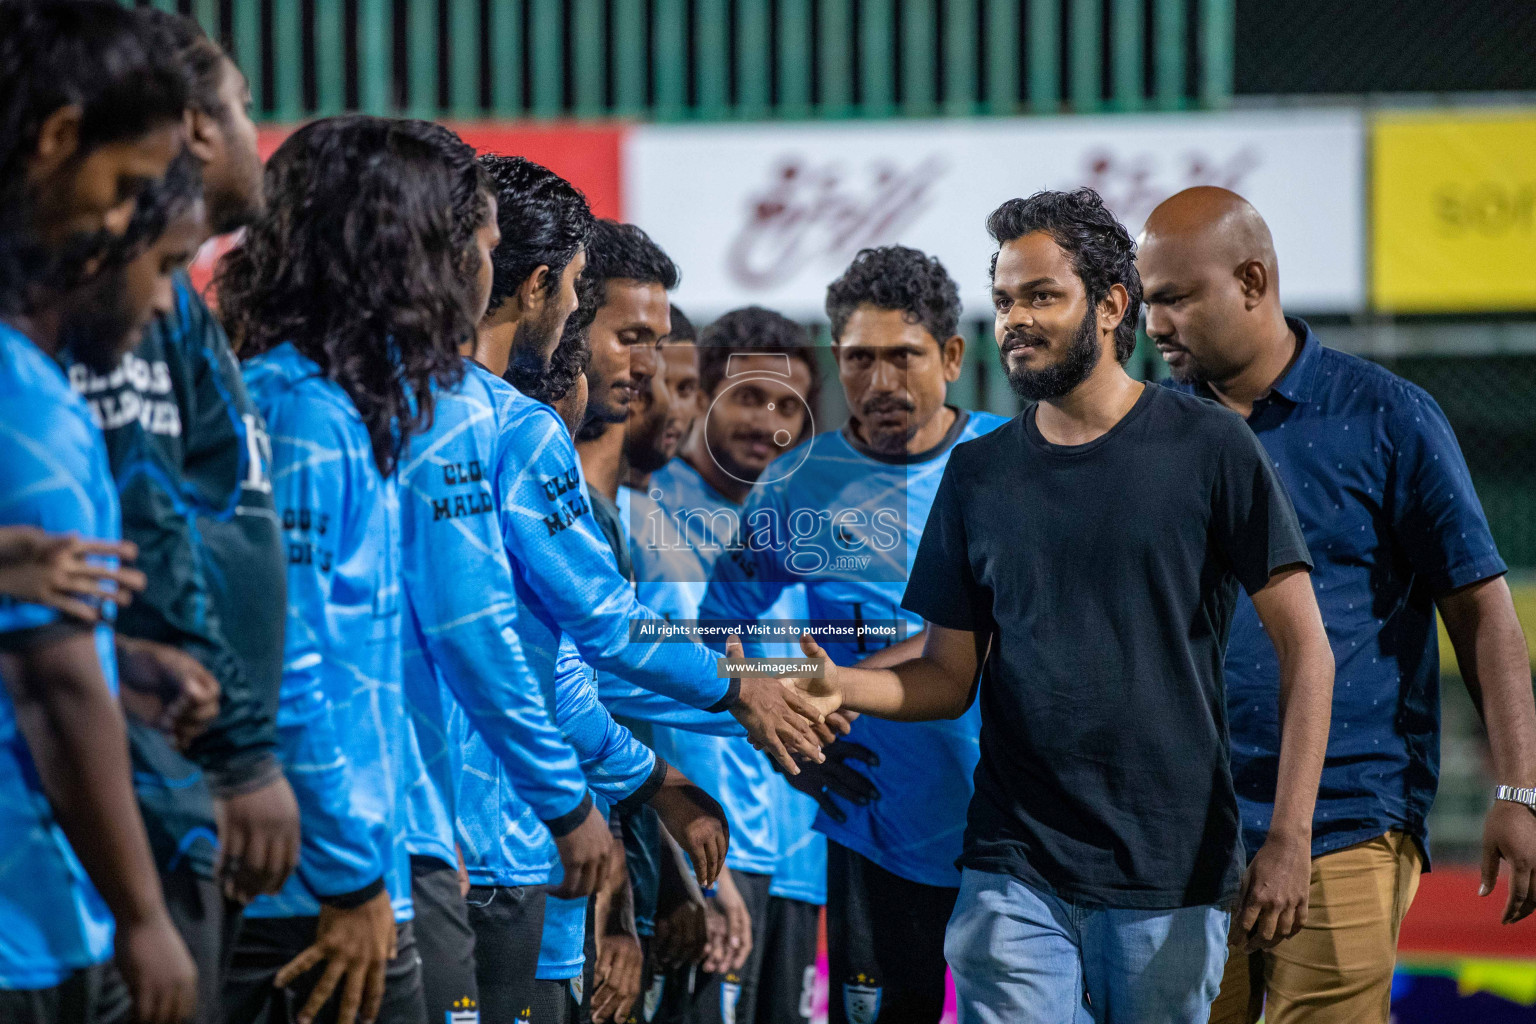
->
[[625, 109, 1365, 320]]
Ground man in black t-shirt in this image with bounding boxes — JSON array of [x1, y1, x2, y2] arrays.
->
[[780, 189, 1335, 1024]]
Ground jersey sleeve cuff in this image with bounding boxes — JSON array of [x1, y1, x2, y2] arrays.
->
[[316, 875, 386, 910], [704, 678, 741, 714], [543, 791, 595, 839], [616, 757, 669, 815], [202, 751, 284, 797]]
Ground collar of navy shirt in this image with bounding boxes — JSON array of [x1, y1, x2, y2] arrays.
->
[[1192, 316, 1323, 413]]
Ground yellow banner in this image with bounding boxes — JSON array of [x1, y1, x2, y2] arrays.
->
[[1372, 111, 1536, 313]]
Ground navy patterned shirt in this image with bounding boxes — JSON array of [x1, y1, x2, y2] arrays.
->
[[1169, 318, 1507, 862]]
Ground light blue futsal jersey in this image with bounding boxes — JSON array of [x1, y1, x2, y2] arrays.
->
[[454, 385, 724, 887], [599, 486, 745, 738], [640, 458, 808, 876], [0, 324, 118, 987], [398, 361, 590, 869], [456, 635, 663, 887], [491, 641, 656, 977], [700, 409, 1007, 887], [243, 343, 415, 921]]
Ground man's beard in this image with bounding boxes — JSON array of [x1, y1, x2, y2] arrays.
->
[[503, 314, 561, 398], [1001, 305, 1100, 403], [584, 369, 633, 428], [857, 394, 918, 453], [625, 411, 673, 473], [59, 262, 137, 374]]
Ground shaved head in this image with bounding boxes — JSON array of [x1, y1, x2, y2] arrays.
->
[[1138, 187, 1293, 387], [1142, 186, 1278, 287]]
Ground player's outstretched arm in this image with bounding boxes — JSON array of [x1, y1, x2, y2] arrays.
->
[[783, 624, 981, 723], [1236, 566, 1333, 954], [721, 635, 829, 773]]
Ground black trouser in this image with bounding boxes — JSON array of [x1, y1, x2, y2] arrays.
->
[[755, 897, 821, 1023], [163, 864, 244, 1024], [826, 841, 957, 1024], [654, 869, 771, 1024], [465, 883, 545, 1022], [617, 805, 663, 938], [0, 963, 131, 1024], [224, 916, 425, 1024], [412, 856, 479, 1024], [531, 978, 578, 1024]]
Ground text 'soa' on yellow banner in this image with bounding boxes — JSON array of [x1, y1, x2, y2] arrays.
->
[[1372, 110, 1536, 313]]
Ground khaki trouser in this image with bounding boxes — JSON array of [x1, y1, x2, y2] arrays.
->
[[1209, 831, 1423, 1024]]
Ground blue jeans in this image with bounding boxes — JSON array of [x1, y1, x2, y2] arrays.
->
[[944, 868, 1230, 1024]]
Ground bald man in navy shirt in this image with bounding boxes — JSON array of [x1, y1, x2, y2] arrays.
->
[[1141, 186, 1536, 1024]]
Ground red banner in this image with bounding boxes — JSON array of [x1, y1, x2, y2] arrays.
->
[[194, 120, 628, 297]]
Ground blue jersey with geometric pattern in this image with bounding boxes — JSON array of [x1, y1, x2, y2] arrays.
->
[[455, 388, 724, 886], [699, 409, 1007, 887], [527, 651, 660, 979], [242, 343, 416, 921], [459, 633, 655, 893], [398, 361, 590, 869], [597, 486, 745, 738], [641, 458, 807, 876], [0, 323, 119, 986], [536, 793, 612, 983]]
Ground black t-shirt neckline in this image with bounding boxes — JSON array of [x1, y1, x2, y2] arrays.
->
[[1022, 382, 1155, 459]]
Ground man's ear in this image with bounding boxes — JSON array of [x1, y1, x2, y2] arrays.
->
[[1097, 283, 1131, 335], [185, 107, 220, 165], [32, 104, 83, 173], [1236, 259, 1270, 310], [940, 333, 966, 383], [516, 264, 552, 317]]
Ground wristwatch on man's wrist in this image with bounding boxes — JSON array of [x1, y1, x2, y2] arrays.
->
[[1494, 785, 1536, 811]]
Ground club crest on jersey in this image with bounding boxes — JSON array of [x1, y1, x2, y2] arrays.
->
[[444, 995, 479, 1024], [720, 976, 742, 1024], [643, 974, 664, 1020], [843, 980, 882, 1024]]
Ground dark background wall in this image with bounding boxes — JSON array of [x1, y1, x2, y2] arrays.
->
[[1236, 0, 1536, 95]]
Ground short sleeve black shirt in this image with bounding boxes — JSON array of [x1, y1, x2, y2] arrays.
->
[[901, 384, 1311, 909]]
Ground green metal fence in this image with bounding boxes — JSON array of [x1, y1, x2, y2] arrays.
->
[[128, 0, 1234, 122]]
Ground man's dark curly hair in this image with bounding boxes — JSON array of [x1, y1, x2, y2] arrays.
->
[[698, 307, 822, 430], [825, 245, 961, 345], [569, 218, 680, 341], [218, 115, 481, 476], [666, 304, 696, 343], [392, 120, 493, 284], [987, 188, 1142, 364], [135, 8, 226, 123], [0, 1, 187, 186], [582, 218, 679, 294], [0, 0, 189, 313], [479, 153, 593, 315]]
